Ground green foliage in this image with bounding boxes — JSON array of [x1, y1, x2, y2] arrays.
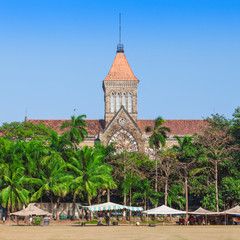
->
[[201, 184, 224, 211], [146, 116, 170, 149], [33, 217, 41, 225], [221, 177, 240, 208], [67, 146, 116, 203], [0, 108, 240, 214], [167, 185, 185, 210], [60, 114, 88, 150], [231, 107, 240, 144], [133, 179, 163, 209], [205, 113, 231, 130], [0, 163, 30, 211], [31, 151, 72, 202], [94, 142, 116, 163], [0, 121, 52, 141]]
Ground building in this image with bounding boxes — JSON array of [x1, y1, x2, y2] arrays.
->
[[28, 43, 204, 153]]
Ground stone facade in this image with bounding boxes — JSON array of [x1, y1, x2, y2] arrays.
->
[[103, 80, 138, 125], [100, 107, 145, 153]]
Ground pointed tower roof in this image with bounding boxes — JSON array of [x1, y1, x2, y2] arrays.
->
[[104, 51, 139, 81]]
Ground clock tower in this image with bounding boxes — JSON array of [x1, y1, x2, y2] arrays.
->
[[100, 43, 145, 153], [103, 44, 139, 126]]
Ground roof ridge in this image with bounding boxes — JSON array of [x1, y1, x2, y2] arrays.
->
[[137, 119, 204, 121], [28, 119, 105, 121]]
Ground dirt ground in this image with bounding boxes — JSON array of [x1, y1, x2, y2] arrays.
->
[[0, 225, 240, 240]]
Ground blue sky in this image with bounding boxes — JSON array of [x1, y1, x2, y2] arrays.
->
[[0, 0, 239, 124]]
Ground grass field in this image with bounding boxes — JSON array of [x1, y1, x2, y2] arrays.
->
[[0, 225, 240, 240]]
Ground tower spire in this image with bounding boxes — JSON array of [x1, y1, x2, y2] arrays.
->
[[119, 13, 121, 45], [117, 13, 124, 53]]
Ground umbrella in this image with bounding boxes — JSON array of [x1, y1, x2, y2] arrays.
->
[[10, 203, 52, 217]]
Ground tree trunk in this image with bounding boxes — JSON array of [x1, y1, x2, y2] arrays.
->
[[74, 142, 77, 151], [154, 152, 158, 220], [129, 187, 132, 221], [107, 188, 110, 202], [123, 153, 127, 222], [185, 172, 189, 225], [7, 204, 10, 220], [164, 179, 168, 206], [155, 157, 158, 195], [144, 195, 147, 210], [82, 208, 85, 221], [122, 194, 127, 222], [72, 194, 76, 220], [50, 192, 53, 217], [40, 197, 43, 209], [215, 162, 219, 212], [56, 197, 60, 220], [88, 197, 93, 220], [163, 179, 168, 223]]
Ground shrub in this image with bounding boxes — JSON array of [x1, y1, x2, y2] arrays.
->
[[33, 217, 42, 225]]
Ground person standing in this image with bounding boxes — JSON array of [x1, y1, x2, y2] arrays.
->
[[105, 215, 110, 226]]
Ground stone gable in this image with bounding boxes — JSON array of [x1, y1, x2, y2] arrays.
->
[[100, 107, 145, 152]]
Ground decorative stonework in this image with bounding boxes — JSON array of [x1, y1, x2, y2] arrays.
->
[[103, 81, 139, 89], [109, 129, 138, 153], [118, 118, 126, 126], [100, 107, 145, 153], [145, 147, 154, 159]]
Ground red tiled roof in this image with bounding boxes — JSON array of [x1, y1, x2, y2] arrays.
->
[[28, 119, 105, 136], [137, 119, 205, 135], [104, 52, 139, 81], [28, 119, 204, 136], [0, 132, 5, 137]]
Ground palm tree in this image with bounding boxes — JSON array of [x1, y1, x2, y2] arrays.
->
[[133, 179, 162, 210], [50, 130, 73, 152], [174, 135, 197, 220], [122, 171, 140, 220], [22, 140, 49, 178], [60, 114, 88, 151], [0, 137, 11, 163], [0, 163, 30, 215], [146, 117, 170, 196], [31, 151, 73, 218], [67, 146, 115, 219], [94, 142, 116, 202], [167, 184, 185, 209]]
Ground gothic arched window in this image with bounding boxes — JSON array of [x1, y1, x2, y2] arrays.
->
[[128, 93, 132, 113], [122, 93, 126, 109], [111, 93, 115, 113], [116, 93, 120, 111]]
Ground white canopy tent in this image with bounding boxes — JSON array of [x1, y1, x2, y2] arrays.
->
[[80, 202, 143, 212], [142, 205, 186, 215], [189, 207, 219, 215], [222, 205, 240, 215]]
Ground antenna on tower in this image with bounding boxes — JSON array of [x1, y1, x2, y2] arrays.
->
[[117, 13, 124, 53], [119, 13, 121, 45]]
